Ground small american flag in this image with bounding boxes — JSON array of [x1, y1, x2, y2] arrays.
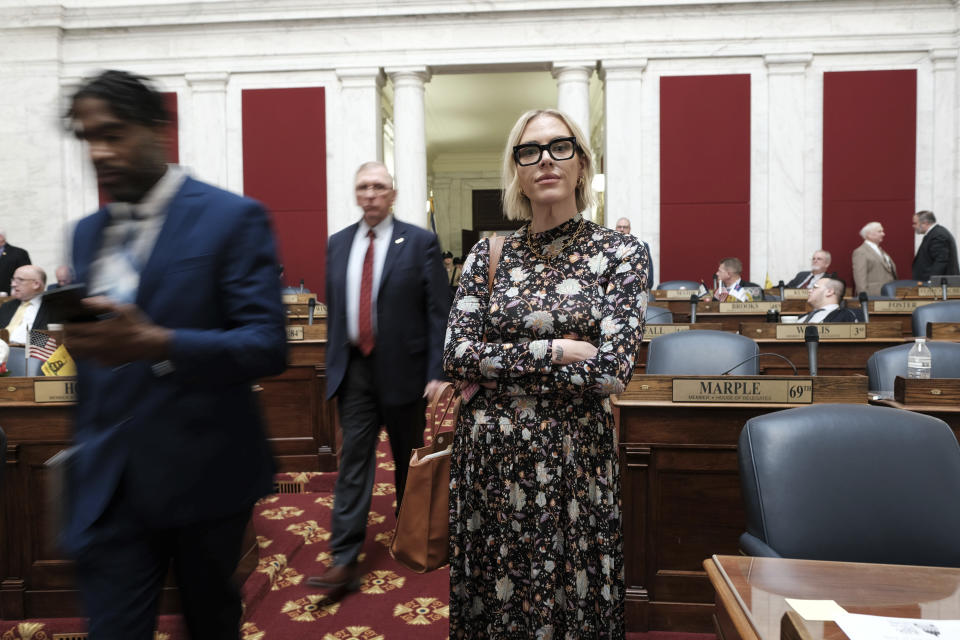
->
[[29, 331, 57, 362], [714, 283, 729, 302]]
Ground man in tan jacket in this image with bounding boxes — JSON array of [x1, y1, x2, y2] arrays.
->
[[852, 221, 897, 297]]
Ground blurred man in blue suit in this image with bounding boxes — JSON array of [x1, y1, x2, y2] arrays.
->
[[63, 70, 286, 640], [309, 161, 449, 592]]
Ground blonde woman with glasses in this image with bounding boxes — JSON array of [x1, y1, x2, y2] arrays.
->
[[443, 109, 649, 639]]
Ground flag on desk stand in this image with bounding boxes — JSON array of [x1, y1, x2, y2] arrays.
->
[[41, 344, 76, 377], [29, 330, 58, 362], [714, 282, 729, 302], [764, 273, 773, 289]]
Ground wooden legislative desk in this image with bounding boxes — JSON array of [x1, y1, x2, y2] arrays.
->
[[650, 300, 808, 330], [845, 299, 929, 336], [869, 376, 960, 440], [705, 554, 960, 640], [0, 326, 335, 619], [927, 322, 960, 340], [613, 375, 867, 634], [738, 322, 905, 376]]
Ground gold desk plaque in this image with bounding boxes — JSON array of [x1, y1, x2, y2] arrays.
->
[[718, 301, 781, 313], [286, 326, 305, 341], [34, 379, 78, 403], [774, 323, 867, 340], [872, 300, 936, 312], [282, 293, 318, 304], [917, 286, 960, 297], [782, 289, 809, 300], [673, 378, 813, 404], [644, 325, 692, 339], [661, 289, 698, 300]]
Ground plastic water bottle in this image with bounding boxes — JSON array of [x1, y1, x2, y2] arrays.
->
[[907, 338, 932, 379]]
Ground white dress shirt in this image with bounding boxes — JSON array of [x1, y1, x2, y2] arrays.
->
[[346, 216, 394, 344], [802, 303, 838, 324], [7, 297, 41, 344]]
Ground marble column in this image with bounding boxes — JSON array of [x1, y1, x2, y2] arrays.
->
[[552, 62, 594, 136], [386, 66, 430, 227], [931, 49, 958, 227], [185, 72, 229, 188], [764, 54, 813, 283], [600, 59, 648, 247], [335, 67, 385, 233]]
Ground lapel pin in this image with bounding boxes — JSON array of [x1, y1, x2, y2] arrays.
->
[[395, 237, 405, 244]]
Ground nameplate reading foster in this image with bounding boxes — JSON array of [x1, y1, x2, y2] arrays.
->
[[673, 378, 813, 404], [644, 325, 691, 339], [34, 379, 78, 403], [872, 300, 936, 312], [718, 301, 782, 313], [775, 324, 867, 340]]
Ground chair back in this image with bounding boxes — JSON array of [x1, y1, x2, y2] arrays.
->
[[880, 279, 921, 297], [657, 280, 700, 291], [646, 329, 759, 375], [6, 347, 43, 377], [866, 341, 960, 392], [911, 300, 960, 336], [645, 306, 673, 325], [738, 404, 960, 567]]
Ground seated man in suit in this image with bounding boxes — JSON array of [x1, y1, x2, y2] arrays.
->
[[0, 265, 49, 344], [710, 257, 754, 301], [798, 277, 857, 323], [46, 265, 74, 291], [786, 249, 831, 289]]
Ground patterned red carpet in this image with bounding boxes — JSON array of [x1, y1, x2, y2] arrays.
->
[[1, 431, 714, 640]]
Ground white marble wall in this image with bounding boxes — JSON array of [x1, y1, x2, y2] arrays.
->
[[2, 0, 959, 278]]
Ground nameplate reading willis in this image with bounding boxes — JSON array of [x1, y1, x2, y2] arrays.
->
[[673, 378, 813, 404]]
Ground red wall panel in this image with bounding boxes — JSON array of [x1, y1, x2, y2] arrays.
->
[[660, 74, 751, 285], [242, 87, 327, 298], [822, 70, 916, 291]]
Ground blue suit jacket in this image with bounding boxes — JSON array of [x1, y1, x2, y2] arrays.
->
[[64, 177, 287, 552], [325, 218, 449, 406]]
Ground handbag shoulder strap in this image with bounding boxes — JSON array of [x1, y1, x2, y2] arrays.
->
[[488, 234, 505, 293]]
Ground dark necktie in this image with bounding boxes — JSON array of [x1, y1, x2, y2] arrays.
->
[[357, 230, 376, 355], [798, 273, 814, 289]]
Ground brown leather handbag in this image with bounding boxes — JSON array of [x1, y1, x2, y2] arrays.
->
[[389, 235, 505, 573]]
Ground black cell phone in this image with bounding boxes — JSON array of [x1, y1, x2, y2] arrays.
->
[[43, 284, 100, 323]]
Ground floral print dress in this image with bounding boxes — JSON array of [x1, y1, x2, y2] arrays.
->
[[443, 214, 649, 639]]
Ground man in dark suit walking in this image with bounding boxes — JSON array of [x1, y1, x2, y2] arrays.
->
[[309, 161, 449, 592], [0, 231, 31, 297], [62, 70, 286, 640], [912, 210, 960, 281]]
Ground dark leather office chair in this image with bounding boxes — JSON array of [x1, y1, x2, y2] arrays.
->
[[6, 346, 43, 377], [0, 425, 5, 490], [657, 280, 700, 291], [645, 305, 673, 325], [738, 404, 960, 567], [911, 300, 960, 336], [880, 279, 922, 297], [866, 341, 960, 392], [646, 329, 759, 375]]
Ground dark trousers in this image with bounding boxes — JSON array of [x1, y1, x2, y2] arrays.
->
[[75, 497, 252, 640], [330, 349, 425, 566]]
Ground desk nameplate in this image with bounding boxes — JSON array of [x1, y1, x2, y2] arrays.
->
[[672, 378, 813, 404], [782, 289, 808, 300], [656, 289, 701, 300], [645, 324, 691, 338], [282, 293, 318, 304], [872, 300, 936, 312], [286, 326, 304, 341], [917, 286, 960, 298], [34, 379, 78, 403], [774, 324, 866, 340], [719, 301, 781, 313]]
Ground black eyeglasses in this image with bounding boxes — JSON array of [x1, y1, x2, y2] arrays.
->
[[513, 137, 579, 166]]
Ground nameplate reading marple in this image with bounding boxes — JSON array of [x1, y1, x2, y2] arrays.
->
[[673, 378, 813, 404], [662, 289, 698, 299], [718, 301, 782, 313], [644, 325, 692, 338], [34, 379, 78, 403], [775, 324, 867, 340], [873, 300, 936, 312], [782, 289, 809, 300], [286, 326, 304, 341], [918, 287, 960, 297]]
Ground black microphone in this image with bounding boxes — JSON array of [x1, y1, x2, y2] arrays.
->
[[942, 277, 949, 301], [308, 297, 316, 326], [689, 294, 698, 324], [713, 274, 718, 291], [720, 352, 799, 376], [858, 292, 870, 323], [777, 280, 785, 300], [805, 325, 819, 376]]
